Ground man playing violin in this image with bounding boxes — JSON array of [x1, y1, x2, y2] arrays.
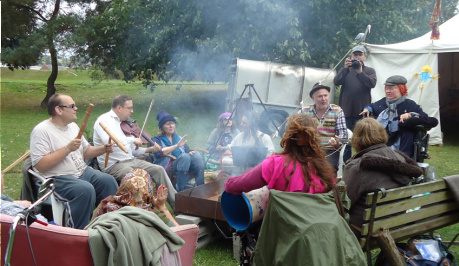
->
[[93, 94, 177, 209], [298, 83, 348, 174], [30, 94, 119, 229]]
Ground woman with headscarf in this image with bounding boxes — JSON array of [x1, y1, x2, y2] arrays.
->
[[360, 75, 436, 157], [92, 168, 179, 227], [151, 110, 204, 192], [205, 112, 239, 159], [343, 118, 423, 239], [225, 114, 335, 194]]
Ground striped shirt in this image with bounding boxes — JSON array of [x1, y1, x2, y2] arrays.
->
[[299, 104, 348, 144]]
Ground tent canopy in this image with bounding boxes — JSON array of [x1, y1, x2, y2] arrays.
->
[[368, 14, 459, 54], [364, 14, 459, 145]]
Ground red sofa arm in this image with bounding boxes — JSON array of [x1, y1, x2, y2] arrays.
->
[[1, 214, 93, 266], [1, 214, 199, 266], [171, 224, 199, 266]]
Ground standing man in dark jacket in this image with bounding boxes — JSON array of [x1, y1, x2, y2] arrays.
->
[[334, 45, 377, 163]]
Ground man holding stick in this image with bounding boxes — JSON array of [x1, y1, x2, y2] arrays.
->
[[93, 94, 177, 209], [30, 94, 118, 229]]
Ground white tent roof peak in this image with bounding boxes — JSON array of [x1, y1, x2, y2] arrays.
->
[[366, 14, 459, 54]]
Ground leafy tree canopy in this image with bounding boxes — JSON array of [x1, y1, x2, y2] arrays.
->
[[78, 0, 457, 84], [3, 0, 458, 89], [1, 0, 95, 107]]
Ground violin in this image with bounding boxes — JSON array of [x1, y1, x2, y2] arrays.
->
[[120, 118, 156, 147]]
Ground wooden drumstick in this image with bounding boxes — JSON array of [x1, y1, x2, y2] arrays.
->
[[105, 138, 111, 168], [98, 122, 128, 153], [76, 104, 94, 139], [2, 150, 30, 175]]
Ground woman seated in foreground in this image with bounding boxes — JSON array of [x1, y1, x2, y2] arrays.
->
[[225, 114, 335, 194], [224, 115, 367, 265], [343, 117, 423, 239], [92, 168, 179, 227]]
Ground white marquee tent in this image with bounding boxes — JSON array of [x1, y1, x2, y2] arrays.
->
[[365, 14, 459, 145]]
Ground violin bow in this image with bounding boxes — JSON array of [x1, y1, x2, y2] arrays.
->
[[76, 104, 94, 139], [140, 99, 155, 137]]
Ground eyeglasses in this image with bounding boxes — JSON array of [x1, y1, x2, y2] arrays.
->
[[59, 104, 77, 109], [385, 86, 399, 91], [223, 118, 232, 121]]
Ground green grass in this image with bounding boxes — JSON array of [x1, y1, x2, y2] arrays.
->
[[1, 68, 458, 264]]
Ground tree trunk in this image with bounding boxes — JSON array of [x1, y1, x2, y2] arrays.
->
[[40, 41, 58, 108], [40, 0, 61, 109]]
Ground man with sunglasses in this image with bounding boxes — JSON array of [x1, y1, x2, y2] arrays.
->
[[334, 45, 377, 163], [29, 94, 119, 229]]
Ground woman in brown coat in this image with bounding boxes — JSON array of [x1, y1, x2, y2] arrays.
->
[[343, 118, 423, 239]]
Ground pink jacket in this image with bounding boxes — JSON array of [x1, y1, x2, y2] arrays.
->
[[225, 155, 327, 194]]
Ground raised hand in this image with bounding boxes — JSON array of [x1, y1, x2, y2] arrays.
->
[[152, 185, 168, 211], [177, 135, 188, 148]]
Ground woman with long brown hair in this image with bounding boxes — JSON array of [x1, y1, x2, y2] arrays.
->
[[224, 114, 335, 194]]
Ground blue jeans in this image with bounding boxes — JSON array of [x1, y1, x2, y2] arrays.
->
[[52, 167, 118, 229], [173, 153, 205, 192]]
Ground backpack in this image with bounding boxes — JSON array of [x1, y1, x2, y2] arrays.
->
[[376, 235, 456, 266]]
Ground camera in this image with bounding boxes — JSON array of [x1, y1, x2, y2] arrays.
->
[[351, 58, 361, 69]]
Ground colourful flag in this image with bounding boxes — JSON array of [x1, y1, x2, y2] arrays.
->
[[429, 0, 442, 40]]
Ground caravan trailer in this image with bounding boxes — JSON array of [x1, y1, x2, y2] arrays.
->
[[226, 58, 336, 135]]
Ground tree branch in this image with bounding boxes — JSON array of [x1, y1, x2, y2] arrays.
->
[[52, 0, 61, 20], [12, 3, 48, 22]]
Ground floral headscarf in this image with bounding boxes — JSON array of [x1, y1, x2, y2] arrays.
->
[[92, 168, 172, 226], [115, 168, 154, 209]]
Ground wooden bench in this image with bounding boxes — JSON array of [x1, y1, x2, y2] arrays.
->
[[359, 178, 459, 265]]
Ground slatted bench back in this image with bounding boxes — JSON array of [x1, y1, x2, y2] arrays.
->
[[360, 179, 459, 248]]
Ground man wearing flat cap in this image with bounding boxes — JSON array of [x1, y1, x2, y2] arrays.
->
[[334, 45, 377, 162], [299, 83, 348, 173], [360, 75, 436, 157]]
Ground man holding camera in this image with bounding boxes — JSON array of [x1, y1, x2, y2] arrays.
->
[[334, 45, 377, 163]]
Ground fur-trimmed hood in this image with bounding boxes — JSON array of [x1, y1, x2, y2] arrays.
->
[[343, 143, 424, 238], [354, 144, 423, 185]]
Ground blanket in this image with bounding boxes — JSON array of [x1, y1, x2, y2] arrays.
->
[[85, 206, 185, 266]]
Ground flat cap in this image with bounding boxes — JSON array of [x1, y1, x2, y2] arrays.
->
[[384, 75, 407, 85], [309, 82, 330, 98], [352, 45, 367, 54]]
